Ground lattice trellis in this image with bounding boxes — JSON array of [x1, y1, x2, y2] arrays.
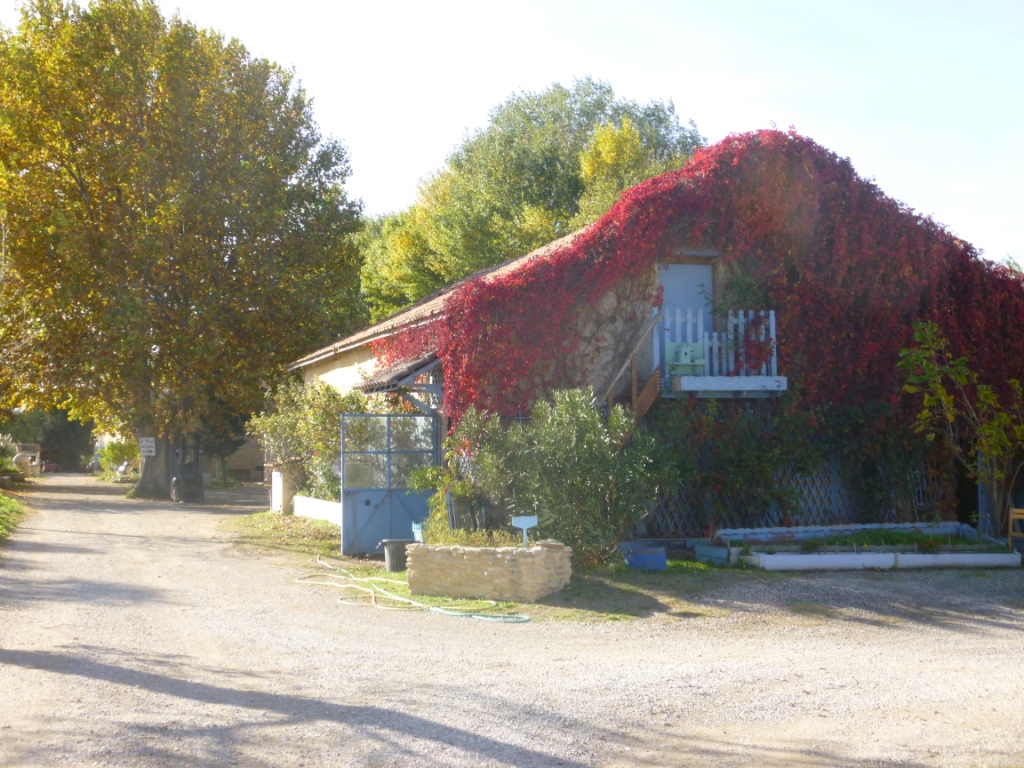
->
[[643, 482, 707, 537], [894, 457, 955, 521], [640, 457, 918, 537], [778, 460, 864, 526]]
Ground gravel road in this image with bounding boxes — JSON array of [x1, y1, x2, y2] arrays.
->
[[1, 474, 1023, 767]]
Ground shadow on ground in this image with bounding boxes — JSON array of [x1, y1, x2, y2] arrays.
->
[[535, 562, 1024, 632], [0, 646, 592, 768], [0, 645, 949, 768]]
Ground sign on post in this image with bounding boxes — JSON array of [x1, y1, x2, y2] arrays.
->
[[510, 515, 538, 548], [138, 437, 156, 457]]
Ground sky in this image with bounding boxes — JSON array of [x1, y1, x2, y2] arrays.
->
[[2, 0, 1022, 263]]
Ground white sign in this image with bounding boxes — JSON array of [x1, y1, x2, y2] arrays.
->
[[138, 437, 156, 456]]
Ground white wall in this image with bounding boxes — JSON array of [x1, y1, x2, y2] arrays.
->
[[292, 494, 342, 526]]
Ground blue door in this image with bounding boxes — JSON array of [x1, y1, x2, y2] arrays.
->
[[658, 263, 714, 332], [340, 413, 438, 555]]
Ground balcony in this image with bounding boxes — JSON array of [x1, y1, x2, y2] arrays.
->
[[657, 307, 788, 398]]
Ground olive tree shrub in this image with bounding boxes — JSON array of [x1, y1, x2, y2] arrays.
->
[[421, 389, 668, 564]]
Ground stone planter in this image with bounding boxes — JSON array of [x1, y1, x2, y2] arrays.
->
[[407, 541, 572, 603]]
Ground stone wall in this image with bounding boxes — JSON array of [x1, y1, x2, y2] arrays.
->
[[406, 541, 572, 603], [569, 267, 658, 403]]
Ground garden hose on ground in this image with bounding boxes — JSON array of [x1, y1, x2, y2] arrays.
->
[[297, 555, 530, 623]]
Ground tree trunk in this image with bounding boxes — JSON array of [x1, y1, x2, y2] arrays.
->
[[132, 432, 172, 499]]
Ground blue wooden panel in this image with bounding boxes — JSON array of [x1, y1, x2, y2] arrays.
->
[[342, 488, 432, 555]]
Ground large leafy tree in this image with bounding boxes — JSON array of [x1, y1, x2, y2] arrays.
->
[[361, 79, 703, 320], [0, 0, 364, 496]]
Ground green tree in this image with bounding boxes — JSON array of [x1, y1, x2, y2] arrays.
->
[[247, 379, 370, 501], [0, 0, 364, 497], [571, 116, 687, 228], [899, 321, 1024, 535], [0, 408, 95, 471], [361, 79, 702, 318]]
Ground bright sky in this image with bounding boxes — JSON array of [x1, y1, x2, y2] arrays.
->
[[3, 0, 1022, 262]]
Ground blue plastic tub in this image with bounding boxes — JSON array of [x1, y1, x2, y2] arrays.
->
[[624, 546, 667, 571]]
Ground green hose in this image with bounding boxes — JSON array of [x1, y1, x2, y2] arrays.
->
[[298, 555, 530, 623]]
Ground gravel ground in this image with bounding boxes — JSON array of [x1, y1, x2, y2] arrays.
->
[[1, 474, 1023, 767]]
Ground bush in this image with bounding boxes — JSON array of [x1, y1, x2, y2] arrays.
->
[[248, 380, 371, 501], [420, 389, 668, 564], [0, 491, 27, 540], [97, 440, 139, 480], [419, 488, 522, 547]]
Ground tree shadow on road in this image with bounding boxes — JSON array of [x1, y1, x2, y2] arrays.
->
[[533, 563, 1024, 632], [0, 646, 962, 768], [0, 646, 593, 768]]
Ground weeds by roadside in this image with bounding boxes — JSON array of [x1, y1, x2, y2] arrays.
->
[[0, 491, 27, 541], [225, 511, 341, 559], [225, 511, 525, 618]]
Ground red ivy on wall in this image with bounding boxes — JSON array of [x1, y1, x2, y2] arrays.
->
[[374, 129, 1024, 428]]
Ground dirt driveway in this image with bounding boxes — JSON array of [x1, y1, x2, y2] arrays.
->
[[1, 474, 1023, 767]]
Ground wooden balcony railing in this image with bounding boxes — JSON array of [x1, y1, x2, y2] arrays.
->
[[659, 308, 787, 397]]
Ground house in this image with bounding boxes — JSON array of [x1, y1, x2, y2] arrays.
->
[[291, 130, 1024, 545]]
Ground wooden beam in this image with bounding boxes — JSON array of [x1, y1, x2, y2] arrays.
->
[[631, 355, 638, 405], [634, 366, 661, 420]]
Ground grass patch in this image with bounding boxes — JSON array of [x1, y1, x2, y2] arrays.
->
[[780, 529, 1010, 555], [226, 511, 524, 618], [306, 564, 523, 618], [224, 515, 790, 623], [0, 490, 27, 541], [225, 510, 342, 558], [529, 557, 777, 622]]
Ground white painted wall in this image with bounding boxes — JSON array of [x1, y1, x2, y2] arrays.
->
[[293, 494, 342, 526], [301, 346, 378, 394]]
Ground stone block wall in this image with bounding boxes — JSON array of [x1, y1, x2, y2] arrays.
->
[[406, 541, 572, 603]]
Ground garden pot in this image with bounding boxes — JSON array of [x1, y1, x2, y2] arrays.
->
[[381, 539, 416, 572], [622, 545, 667, 571]]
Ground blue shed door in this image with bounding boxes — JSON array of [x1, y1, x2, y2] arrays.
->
[[340, 413, 437, 556], [659, 263, 713, 332]]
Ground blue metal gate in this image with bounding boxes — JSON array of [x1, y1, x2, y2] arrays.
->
[[340, 413, 438, 555]]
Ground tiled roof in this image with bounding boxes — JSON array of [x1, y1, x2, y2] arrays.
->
[[288, 228, 590, 370]]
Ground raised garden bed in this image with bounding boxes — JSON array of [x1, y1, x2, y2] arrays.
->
[[701, 523, 1020, 571], [742, 550, 1020, 570]]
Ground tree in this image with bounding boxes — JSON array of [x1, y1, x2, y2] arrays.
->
[[0, 0, 364, 496], [247, 380, 370, 501], [0, 408, 95, 470], [899, 321, 1024, 536], [420, 389, 668, 564], [361, 79, 703, 319], [572, 117, 684, 228]]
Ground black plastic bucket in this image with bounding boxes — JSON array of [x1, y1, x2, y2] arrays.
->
[[381, 539, 416, 572]]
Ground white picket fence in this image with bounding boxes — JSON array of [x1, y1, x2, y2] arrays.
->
[[661, 308, 779, 377]]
